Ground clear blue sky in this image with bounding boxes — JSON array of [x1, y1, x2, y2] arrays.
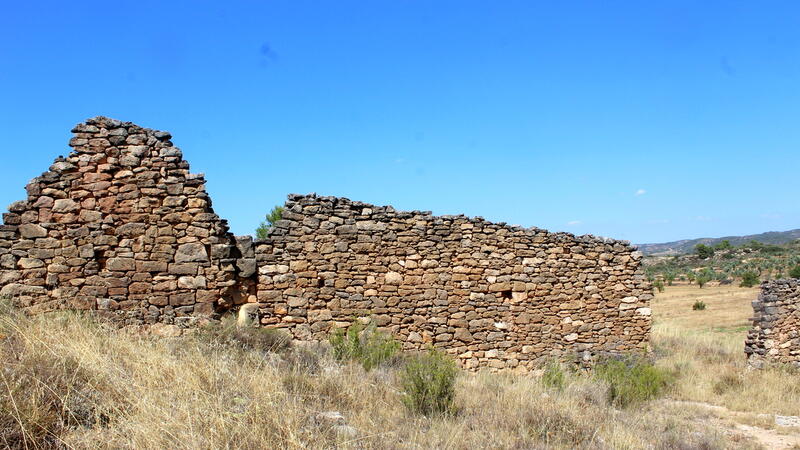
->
[[1, 1, 798, 244]]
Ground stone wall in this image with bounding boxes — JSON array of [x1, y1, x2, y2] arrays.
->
[[253, 194, 652, 370], [746, 279, 800, 368], [0, 117, 249, 329], [0, 117, 653, 369]]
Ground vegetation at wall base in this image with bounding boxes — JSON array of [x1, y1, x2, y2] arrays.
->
[[0, 297, 791, 448], [541, 360, 567, 391], [197, 317, 292, 353], [400, 349, 459, 416], [592, 357, 672, 408], [739, 271, 760, 288], [329, 321, 400, 371]]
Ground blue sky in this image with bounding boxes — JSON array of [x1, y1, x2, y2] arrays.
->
[[1, 1, 798, 244]]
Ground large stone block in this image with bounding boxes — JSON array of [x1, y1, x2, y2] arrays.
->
[[175, 243, 208, 263]]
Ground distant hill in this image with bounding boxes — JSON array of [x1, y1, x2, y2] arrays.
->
[[637, 228, 800, 256]]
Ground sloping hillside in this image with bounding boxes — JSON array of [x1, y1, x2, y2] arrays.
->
[[638, 229, 800, 256]]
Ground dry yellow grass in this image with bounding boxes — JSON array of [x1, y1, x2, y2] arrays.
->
[[1, 300, 753, 450], [650, 284, 800, 448], [1, 285, 798, 449], [652, 283, 758, 332]]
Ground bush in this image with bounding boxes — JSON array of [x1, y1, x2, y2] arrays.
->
[[714, 240, 732, 250], [329, 321, 400, 371], [255, 205, 285, 239], [740, 271, 759, 288], [593, 358, 671, 408], [695, 274, 710, 288], [692, 300, 706, 311], [400, 349, 459, 416], [541, 360, 567, 390], [198, 318, 292, 353], [694, 244, 715, 259], [653, 280, 665, 293], [790, 265, 800, 279]]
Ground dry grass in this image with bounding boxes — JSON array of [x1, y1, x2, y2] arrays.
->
[[652, 283, 758, 332], [0, 297, 762, 450], [651, 284, 800, 417]]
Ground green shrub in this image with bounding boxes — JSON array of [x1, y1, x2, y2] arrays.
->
[[692, 300, 706, 311], [400, 349, 458, 416], [593, 358, 671, 408], [653, 280, 665, 293], [696, 274, 710, 288], [198, 318, 292, 353], [714, 240, 732, 250], [541, 360, 567, 390], [694, 244, 715, 259], [740, 271, 759, 288], [329, 321, 400, 371], [255, 205, 285, 239], [789, 265, 800, 279]]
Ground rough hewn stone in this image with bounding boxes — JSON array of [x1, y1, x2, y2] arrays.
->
[[252, 194, 652, 370], [746, 279, 800, 368], [0, 117, 240, 328], [0, 117, 653, 371]]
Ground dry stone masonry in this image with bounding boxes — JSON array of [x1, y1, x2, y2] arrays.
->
[[746, 280, 800, 368], [254, 195, 652, 370], [0, 117, 653, 369], [0, 117, 248, 330]]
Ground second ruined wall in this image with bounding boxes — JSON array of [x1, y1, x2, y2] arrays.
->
[[254, 194, 652, 370], [746, 279, 800, 368]]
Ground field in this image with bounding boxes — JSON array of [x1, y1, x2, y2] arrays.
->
[[2, 285, 800, 449]]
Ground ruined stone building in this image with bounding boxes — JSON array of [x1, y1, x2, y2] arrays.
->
[[0, 117, 653, 370], [746, 279, 800, 368]]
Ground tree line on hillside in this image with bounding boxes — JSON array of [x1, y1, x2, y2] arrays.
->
[[644, 239, 800, 292]]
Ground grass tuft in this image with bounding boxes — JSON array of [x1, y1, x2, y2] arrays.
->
[[329, 321, 400, 371]]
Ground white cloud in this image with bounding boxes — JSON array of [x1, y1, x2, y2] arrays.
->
[[694, 216, 711, 222], [566, 220, 582, 226], [635, 189, 647, 196]]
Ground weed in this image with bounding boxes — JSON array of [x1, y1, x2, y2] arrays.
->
[[329, 321, 400, 371], [197, 317, 292, 353], [400, 349, 458, 416], [541, 360, 567, 391], [692, 300, 706, 311], [593, 357, 672, 408]]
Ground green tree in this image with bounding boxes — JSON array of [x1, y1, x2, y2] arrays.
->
[[695, 244, 715, 259], [255, 205, 285, 239], [714, 240, 732, 250], [789, 265, 800, 279], [740, 271, 759, 288]]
